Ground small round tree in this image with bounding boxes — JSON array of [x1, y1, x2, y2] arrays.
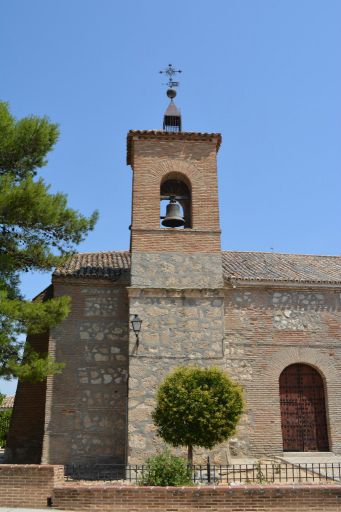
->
[[152, 366, 244, 464]]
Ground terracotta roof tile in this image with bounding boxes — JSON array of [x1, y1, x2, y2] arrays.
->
[[54, 251, 130, 281], [54, 250, 341, 285], [222, 251, 341, 284]]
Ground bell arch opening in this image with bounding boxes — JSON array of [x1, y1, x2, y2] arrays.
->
[[160, 174, 192, 229], [279, 363, 329, 452]]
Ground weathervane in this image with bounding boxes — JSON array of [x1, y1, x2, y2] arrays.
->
[[159, 64, 182, 90], [160, 64, 182, 132]]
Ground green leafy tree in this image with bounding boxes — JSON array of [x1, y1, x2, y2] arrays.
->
[[0, 394, 12, 448], [0, 101, 98, 380], [152, 366, 244, 464], [139, 450, 193, 486]]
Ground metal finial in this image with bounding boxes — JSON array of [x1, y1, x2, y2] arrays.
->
[[160, 64, 182, 132], [159, 64, 182, 91]]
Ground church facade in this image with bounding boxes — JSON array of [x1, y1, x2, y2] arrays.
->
[[6, 118, 341, 466]]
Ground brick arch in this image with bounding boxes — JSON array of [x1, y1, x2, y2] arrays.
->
[[256, 347, 340, 453], [160, 171, 192, 190], [247, 345, 341, 457], [146, 159, 199, 184], [263, 347, 338, 383]]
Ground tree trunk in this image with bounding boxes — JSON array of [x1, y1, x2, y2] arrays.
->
[[188, 445, 193, 465]]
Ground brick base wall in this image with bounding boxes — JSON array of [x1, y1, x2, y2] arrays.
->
[[0, 464, 64, 508], [1, 466, 341, 511], [53, 484, 341, 511]]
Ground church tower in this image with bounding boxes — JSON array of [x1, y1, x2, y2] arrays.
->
[[126, 67, 225, 461]]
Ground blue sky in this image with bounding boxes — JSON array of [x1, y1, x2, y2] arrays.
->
[[1, 0, 341, 394]]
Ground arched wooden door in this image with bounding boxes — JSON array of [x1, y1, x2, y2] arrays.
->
[[279, 364, 329, 452]]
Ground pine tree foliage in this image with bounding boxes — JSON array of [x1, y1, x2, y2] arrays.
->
[[152, 366, 244, 464], [0, 101, 98, 380]]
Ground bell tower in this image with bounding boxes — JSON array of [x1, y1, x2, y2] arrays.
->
[[126, 67, 225, 462]]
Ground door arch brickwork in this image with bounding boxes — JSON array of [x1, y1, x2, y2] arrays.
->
[[279, 364, 329, 452], [246, 346, 341, 457]]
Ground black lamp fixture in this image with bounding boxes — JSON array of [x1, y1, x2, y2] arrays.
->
[[131, 314, 142, 345]]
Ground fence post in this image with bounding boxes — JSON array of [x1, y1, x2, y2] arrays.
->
[[207, 456, 211, 484]]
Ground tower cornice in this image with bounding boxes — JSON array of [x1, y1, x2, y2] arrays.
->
[[126, 130, 222, 165]]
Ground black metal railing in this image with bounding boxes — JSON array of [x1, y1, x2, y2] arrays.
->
[[64, 461, 341, 484]]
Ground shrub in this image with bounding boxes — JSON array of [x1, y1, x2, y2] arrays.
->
[[139, 450, 193, 486]]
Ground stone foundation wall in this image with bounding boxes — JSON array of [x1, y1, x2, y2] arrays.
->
[[42, 278, 129, 465]]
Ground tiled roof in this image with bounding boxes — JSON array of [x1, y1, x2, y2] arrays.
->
[[222, 251, 341, 284], [0, 396, 15, 409], [127, 130, 222, 165], [54, 250, 341, 285], [54, 251, 130, 280]]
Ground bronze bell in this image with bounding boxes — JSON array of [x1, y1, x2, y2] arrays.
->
[[162, 198, 185, 228]]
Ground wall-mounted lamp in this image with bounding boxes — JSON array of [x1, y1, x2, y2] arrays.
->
[[131, 314, 142, 346]]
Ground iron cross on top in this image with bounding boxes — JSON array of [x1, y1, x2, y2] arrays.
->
[[159, 64, 182, 89]]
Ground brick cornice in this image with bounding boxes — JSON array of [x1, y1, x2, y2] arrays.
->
[[127, 130, 222, 165]]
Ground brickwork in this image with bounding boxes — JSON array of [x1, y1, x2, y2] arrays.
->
[[224, 286, 341, 457], [53, 484, 341, 511], [1, 465, 341, 512], [0, 464, 64, 508], [130, 135, 221, 253], [5, 331, 48, 463], [42, 278, 129, 465], [131, 230, 221, 253]]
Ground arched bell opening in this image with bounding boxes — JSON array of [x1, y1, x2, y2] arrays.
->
[[279, 363, 329, 452], [160, 174, 191, 229]]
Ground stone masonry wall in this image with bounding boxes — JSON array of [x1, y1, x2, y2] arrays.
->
[[224, 286, 341, 457], [42, 278, 129, 465], [128, 287, 225, 462], [131, 252, 223, 289], [128, 283, 341, 463]]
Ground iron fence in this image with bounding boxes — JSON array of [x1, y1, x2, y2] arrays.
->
[[64, 461, 341, 484]]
